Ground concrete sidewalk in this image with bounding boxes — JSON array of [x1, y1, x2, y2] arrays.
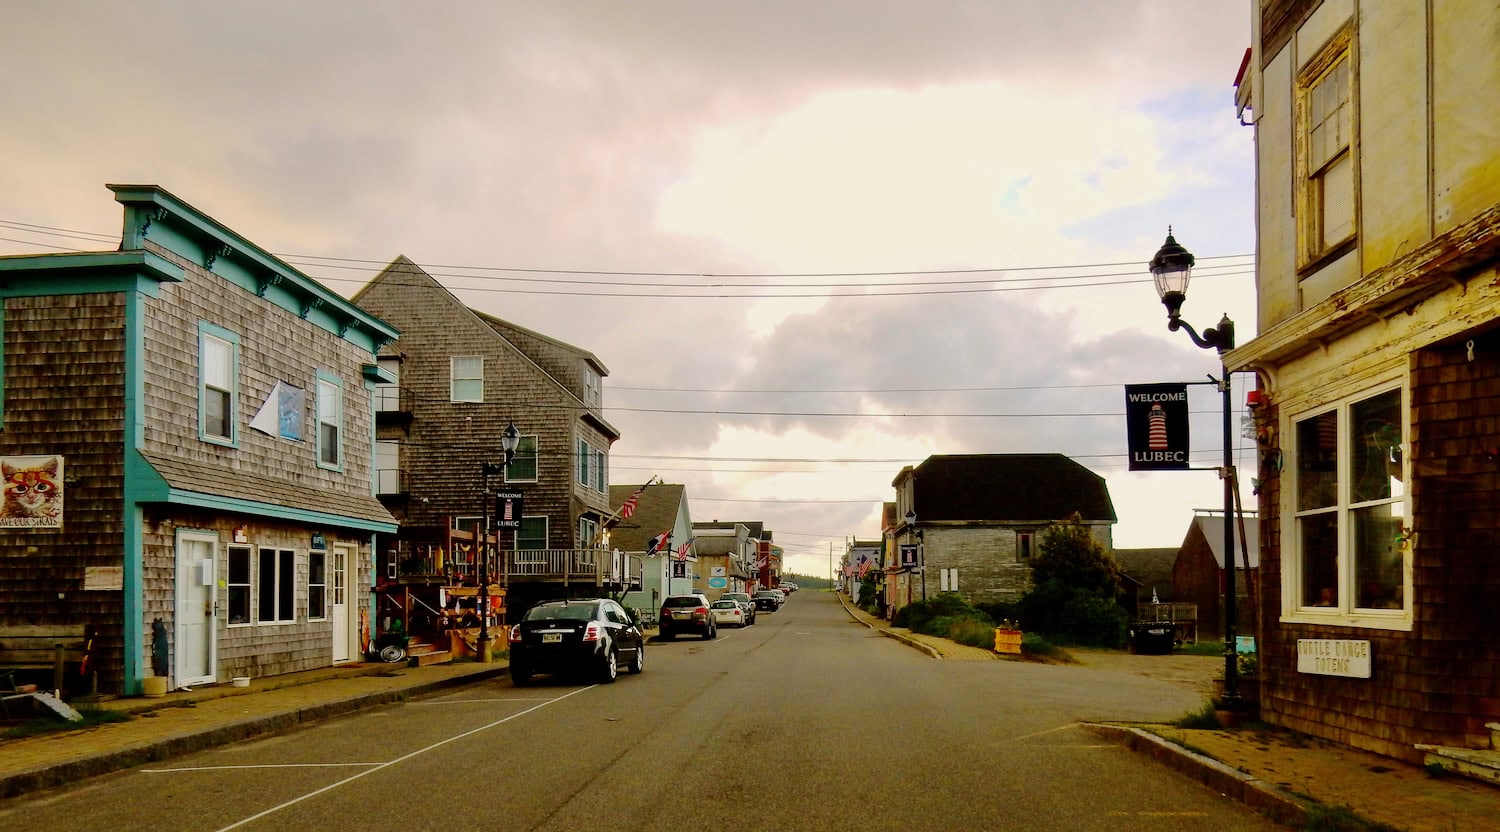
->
[[836, 591, 1500, 831]]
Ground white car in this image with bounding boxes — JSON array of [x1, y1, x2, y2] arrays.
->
[[710, 599, 746, 627]]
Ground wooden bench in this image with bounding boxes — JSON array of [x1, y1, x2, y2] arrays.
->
[[0, 625, 90, 709]]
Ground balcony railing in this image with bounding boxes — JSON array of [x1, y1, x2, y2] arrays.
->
[[375, 467, 409, 495], [388, 542, 642, 589]]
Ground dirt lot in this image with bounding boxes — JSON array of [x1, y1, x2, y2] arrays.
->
[[1064, 646, 1222, 696]]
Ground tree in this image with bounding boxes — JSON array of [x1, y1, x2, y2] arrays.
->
[[1030, 512, 1123, 599], [1016, 513, 1129, 647]]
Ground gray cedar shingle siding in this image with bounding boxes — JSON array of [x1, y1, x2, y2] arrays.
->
[[0, 293, 128, 689]]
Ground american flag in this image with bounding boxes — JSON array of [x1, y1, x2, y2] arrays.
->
[[618, 486, 645, 519], [857, 555, 871, 579], [675, 537, 695, 561], [647, 530, 671, 555]]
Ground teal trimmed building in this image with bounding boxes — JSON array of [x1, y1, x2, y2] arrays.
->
[[0, 185, 398, 696]]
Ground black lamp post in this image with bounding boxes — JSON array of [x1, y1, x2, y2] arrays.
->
[[906, 509, 925, 601], [477, 421, 521, 662], [1150, 229, 1240, 706]]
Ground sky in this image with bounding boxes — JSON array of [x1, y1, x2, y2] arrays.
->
[[1, 1, 1258, 580]]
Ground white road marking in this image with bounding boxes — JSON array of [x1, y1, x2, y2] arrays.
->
[[211, 685, 596, 832]]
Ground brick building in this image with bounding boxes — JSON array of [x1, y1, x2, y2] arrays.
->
[[1226, 0, 1500, 761], [0, 185, 398, 695]]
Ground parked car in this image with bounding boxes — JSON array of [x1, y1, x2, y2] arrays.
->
[[753, 589, 785, 611], [659, 594, 717, 640], [779, 582, 798, 594], [721, 591, 757, 624], [507, 598, 645, 685], [710, 599, 746, 628]]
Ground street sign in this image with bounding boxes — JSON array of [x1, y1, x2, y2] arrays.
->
[[1124, 383, 1190, 470], [493, 491, 524, 529]]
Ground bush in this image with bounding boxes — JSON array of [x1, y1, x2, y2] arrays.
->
[[894, 594, 991, 635], [944, 616, 1000, 649], [1016, 579, 1129, 647]]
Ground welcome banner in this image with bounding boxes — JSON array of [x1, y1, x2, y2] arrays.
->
[[1125, 383, 1190, 470]]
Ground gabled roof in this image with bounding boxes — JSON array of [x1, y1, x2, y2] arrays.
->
[[607, 483, 684, 551], [1190, 514, 1260, 569], [1113, 547, 1178, 589], [904, 454, 1116, 523], [694, 520, 767, 540]]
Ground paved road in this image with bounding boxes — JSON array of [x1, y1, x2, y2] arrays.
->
[[2, 593, 1282, 831]]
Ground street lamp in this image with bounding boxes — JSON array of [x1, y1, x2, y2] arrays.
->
[[1150, 229, 1240, 706], [477, 421, 522, 662], [906, 509, 925, 601]]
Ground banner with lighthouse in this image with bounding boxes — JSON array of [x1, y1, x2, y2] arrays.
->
[[1124, 383, 1190, 470]]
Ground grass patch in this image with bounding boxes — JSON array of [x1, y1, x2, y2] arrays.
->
[[1019, 633, 1074, 663], [1303, 804, 1402, 832], [2, 706, 130, 739], [1174, 700, 1223, 730], [1176, 641, 1224, 657]]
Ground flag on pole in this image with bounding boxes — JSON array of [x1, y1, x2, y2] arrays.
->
[[675, 537, 695, 561], [618, 486, 645, 519], [857, 555, 871, 579], [647, 530, 671, 555]]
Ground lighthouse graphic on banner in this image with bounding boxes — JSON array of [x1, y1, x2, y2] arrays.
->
[[1124, 383, 1190, 471]]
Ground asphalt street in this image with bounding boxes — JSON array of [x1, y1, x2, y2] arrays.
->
[[0, 593, 1283, 832]]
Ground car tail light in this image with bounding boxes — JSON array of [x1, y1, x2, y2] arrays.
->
[[582, 622, 602, 642], [508, 626, 523, 644], [695, 606, 708, 618]]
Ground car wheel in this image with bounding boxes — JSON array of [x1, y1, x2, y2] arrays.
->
[[510, 665, 532, 686], [706, 624, 717, 640], [599, 649, 619, 683], [660, 630, 674, 641], [629, 644, 644, 674]]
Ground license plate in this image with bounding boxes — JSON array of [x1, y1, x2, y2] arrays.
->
[[542, 633, 563, 643]]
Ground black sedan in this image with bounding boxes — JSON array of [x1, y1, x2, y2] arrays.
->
[[507, 598, 645, 685]]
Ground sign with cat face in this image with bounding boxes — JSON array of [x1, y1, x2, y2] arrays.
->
[[0, 455, 63, 528]]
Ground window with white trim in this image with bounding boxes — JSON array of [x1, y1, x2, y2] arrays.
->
[[200, 326, 237, 444], [578, 516, 599, 549], [316, 375, 342, 469], [308, 549, 327, 620], [228, 545, 252, 626], [1297, 29, 1356, 266], [257, 547, 296, 623], [594, 447, 607, 492], [584, 365, 601, 408], [451, 356, 483, 402], [1291, 385, 1408, 621], [505, 435, 538, 482], [576, 437, 591, 487], [518, 516, 547, 550]]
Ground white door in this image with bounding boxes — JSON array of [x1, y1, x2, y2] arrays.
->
[[331, 543, 352, 663], [174, 532, 218, 686]]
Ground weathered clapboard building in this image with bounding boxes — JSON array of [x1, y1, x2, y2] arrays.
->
[[0, 184, 399, 696], [1228, 0, 1500, 762], [352, 257, 623, 617]]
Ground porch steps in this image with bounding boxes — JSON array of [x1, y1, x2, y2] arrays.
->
[[405, 639, 452, 668], [1416, 744, 1500, 786]]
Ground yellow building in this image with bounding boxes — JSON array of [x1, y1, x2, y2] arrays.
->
[[1227, 0, 1500, 762]]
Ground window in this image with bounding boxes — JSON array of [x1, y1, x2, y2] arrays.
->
[[1016, 533, 1034, 562], [578, 516, 599, 549], [451, 356, 483, 402], [316, 374, 342, 469], [506, 435, 538, 482], [257, 547, 297, 623], [584, 365, 601, 408], [375, 440, 402, 494], [228, 546, 252, 626], [308, 549, 327, 620], [1292, 386, 1408, 623], [199, 324, 238, 444], [1297, 30, 1355, 266], [451, 516, 482, 533], [595, 448, 607, 492], [940, 568, 960, 593], [518, 516, 547, 550], [576, 437, 591, 487]]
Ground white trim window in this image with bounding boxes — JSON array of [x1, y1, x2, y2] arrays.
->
[[584, 365, 601, 408], [576, 437, 591, 488], [518, 515, 547, 550], [308, 549, 327, 621], [316, 375, 342, 470], [505, 435, 538, 483], [257, 547, 297, 624], [578, 516, 599, 549], [200, 326, 237, 444], [1289, 384, 1409, 627], [1297, 28, 1356, 266], [227, 545, 252, 626], [451, 356, 483, 403]]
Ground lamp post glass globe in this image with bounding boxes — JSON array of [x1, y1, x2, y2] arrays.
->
[[1149, 229, 1195, 319]]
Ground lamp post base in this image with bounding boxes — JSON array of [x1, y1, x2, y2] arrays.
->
[[476, 634, 493, 663]]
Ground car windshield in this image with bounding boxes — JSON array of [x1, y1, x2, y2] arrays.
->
[[525, 602, 598, 622], [662, 597, 703, 608]]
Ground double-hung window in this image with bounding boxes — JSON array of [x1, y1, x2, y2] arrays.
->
[[517, 516, 547, 550], [1297, 29, 1355, 266], [451, 356, 483, 402], [199, 324, 238, 445], [1291, 386, 1408, 625], [594, 448, 607, 492], [257, 547, 297, 623], [506, 435, 538, 482], [576, 437, 591, 487], [316, 373, 342, 470], [584, 365, 601, 408], [308, 550, 327, 621], [227, 546, 252, 626], [578, 516, 599, 549]]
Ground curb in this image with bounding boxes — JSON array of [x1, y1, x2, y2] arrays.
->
[[835, 593, 943, 659], [1082, 723, 1313, 828], [0, 665, 510, 800]]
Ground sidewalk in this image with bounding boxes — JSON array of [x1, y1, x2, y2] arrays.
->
[[837, 592, 1500, 831]]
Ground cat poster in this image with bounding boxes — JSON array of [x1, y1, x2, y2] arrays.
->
[[0, 454, 64, 528]]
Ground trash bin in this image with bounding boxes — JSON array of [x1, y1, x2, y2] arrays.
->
[[1131, 623, 1174, 655]]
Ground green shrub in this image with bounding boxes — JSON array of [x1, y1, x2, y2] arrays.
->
[[1174, 700, 1223, 730], [1016, 579, 1129, 647], [945, 616, 1000, 648]]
